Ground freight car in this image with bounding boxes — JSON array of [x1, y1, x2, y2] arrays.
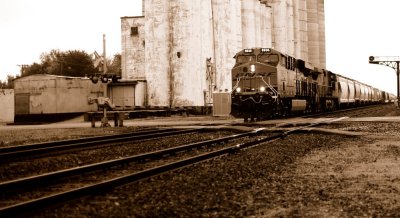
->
[[381, 91, 396, 103], [230, 48, 392, 121]]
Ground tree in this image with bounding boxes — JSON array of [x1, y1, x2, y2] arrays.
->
[[41, 49, 97, 77], [107, 53, 122, 76], [0, 80, 6, 89], [90, 53, 122, 83], [0, 74, 17, 89], [19, 49, 122, 83], [24, 63, 44, 76], [23, 49, 98, 77]]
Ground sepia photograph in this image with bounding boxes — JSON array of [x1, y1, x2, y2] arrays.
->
[[1, 0, 400, 217]]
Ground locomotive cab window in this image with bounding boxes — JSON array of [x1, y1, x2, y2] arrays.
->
[[236, 55, 256, 66], [280, 56, 287, 67], [258, 54, 279, 66]]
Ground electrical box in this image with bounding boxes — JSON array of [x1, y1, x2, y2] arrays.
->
[[212, 92, 231, 116]]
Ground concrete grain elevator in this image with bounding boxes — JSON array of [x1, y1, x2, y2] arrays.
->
[[121, 0, 326, 109]]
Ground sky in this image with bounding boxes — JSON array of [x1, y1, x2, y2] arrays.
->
[[0, 0, 399, 94], [324, 0, 400, 95], [0, 0, 142, 81]]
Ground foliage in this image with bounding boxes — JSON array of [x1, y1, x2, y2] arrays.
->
[[22, 49, 106, 77], [0, 74, 17, 89], [12, 49, 122, 84], [24, 63, 44, 75], [107, 53, 122, 76]]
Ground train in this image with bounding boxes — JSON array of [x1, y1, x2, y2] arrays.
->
[[230, 48, 396, 121]]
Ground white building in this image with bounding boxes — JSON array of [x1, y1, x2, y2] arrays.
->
[[0, 89, 14, 123], [121, 0, 326, 108]]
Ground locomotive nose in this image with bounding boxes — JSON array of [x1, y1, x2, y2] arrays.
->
[[241, 64, 255, 73]]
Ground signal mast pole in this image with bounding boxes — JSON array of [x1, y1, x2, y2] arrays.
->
[[369, 56, 400, 106], [103, 34, 107, 74]]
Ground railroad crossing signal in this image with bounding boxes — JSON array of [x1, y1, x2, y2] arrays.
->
[[369, 56, 400, 106], [369, 56, 400, 69]]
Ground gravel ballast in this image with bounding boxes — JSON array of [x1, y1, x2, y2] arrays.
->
[[1, 106, 400, 217], [31, 127, 400, 217]]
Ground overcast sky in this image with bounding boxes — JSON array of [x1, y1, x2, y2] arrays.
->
[[325, 0, 400, 95], [1, 0, 399, 94], [0, 0, 141, 81]]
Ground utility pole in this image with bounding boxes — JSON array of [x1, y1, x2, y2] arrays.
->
[[100, 33, 110, 127], [369, 56, 400, 106], [103, 34, 107, 74]]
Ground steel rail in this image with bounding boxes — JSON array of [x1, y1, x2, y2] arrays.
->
[[0, 128, 167, 154], [0, 128, 265, 192], [302, 104, 382, 119], [0, 118, 340, 217], [0, 128, 200, 159]]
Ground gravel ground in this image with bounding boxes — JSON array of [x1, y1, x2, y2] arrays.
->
[[0, 130, 235, 182], [0, 127, 143, 147], [1, 130, 250, 209], [30, 123, 400, 217], [1, 104, 400, 217]]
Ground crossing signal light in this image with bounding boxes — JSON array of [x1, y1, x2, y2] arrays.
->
[[369, 56, 378, 64]]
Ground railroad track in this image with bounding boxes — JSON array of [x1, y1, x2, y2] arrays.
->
[[0, 128, 200, 160], [308, 104, 394, 118], [0, 117, 346, 217], [340, 104, 395, 118], [233, 103, 391, 126]]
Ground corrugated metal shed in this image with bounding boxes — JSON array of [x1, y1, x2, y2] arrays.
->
[[13, 74, 107, 115]]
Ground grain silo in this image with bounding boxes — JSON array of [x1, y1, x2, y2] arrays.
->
[[212, 0, 242, 92], [144, 0, 171, 106], [241, 0, 257, 48], [120, 0, 326, 109], [169, 1, 214, 106]]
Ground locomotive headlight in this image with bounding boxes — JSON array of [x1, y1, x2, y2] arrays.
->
[[261, 48, 271, 53], [250, 64, 255, 73], [236, 87, 241, 93], [260, 86, 266, 92]]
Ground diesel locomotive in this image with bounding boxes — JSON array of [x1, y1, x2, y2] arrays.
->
[[230, 48, 392, 121]]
